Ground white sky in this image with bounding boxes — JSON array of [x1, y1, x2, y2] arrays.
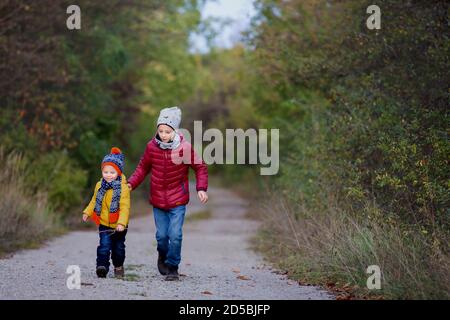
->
[[190, 0, 257, 53]]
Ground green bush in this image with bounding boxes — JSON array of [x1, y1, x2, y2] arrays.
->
[[205, 0, 450, 299], [25, 151, 88, 216], [248, 0, 449, 230]]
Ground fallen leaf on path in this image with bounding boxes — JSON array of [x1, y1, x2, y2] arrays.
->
[[237, 275, 251, 281], [232, 268, 240, 273], [201, 291, 213, 295]]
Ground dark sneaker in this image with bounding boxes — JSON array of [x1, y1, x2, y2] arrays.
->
[[165, 265, 179, 281], [158, 253, 169, 275], [114, 266, 125, 278], [96, 266, 108, 278]]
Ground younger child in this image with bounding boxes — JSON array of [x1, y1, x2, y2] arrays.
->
[[82, 147, 131, 278]]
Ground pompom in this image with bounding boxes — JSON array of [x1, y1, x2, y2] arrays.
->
[[111, 147, 122, 154]]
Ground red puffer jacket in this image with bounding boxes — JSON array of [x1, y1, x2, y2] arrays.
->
[[128, 133, 208, 210]]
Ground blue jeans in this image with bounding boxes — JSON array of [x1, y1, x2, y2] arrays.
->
[[153, 205, 186, 268], [97, 224, 127, 272]]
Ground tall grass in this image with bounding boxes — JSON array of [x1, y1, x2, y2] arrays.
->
[[0, 149, 61, 255], [252, 184, 450, 299]]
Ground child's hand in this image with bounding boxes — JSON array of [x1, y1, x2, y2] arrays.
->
[[116, 224, 125, 232], [197, 191, 208, 204], [82, 214, 89, 222], [127, 183, 133, 191]]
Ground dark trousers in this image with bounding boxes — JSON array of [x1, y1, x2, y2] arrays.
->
[[96, 224, 127, 272]]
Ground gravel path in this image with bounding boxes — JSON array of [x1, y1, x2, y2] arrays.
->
[[0, 185, 333, 300]]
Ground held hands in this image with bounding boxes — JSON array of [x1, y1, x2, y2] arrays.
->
[[82, 214, 89, 222], [127, 183, 132, 191], [198, 190, 208, 204]]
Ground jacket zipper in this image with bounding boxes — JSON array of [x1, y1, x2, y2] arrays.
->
[[164, 150, 168, 204], [181, 180, 187, 194]]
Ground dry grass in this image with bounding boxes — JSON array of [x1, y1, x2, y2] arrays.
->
[[0, 149, 61, 256], [252, 187, 450, 299]]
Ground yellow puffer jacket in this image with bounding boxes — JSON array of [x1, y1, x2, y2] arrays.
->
[[83, 174, 130, 228]]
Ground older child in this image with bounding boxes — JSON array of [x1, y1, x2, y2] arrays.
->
[[82, 147, 130, 278], [127, 106, 208, 281]]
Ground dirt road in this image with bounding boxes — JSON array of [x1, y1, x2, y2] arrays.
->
[[0, 185, 332, 300]]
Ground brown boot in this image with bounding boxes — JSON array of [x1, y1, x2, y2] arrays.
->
[[114, 266, 125, 278], [165, 265, 179, 281], [158, 253, 169, 275]]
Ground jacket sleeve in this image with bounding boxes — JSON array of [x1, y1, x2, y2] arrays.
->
[[128, 142, 152, 190], [83, 182, 101, 217], [117, 175, 131, 226], [187, 142, 208, 192]]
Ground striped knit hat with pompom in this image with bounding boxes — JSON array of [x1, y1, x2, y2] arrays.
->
[[101, 147, 124, 175]]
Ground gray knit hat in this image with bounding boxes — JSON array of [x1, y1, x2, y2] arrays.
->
[[157, 106, 182, 130]]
